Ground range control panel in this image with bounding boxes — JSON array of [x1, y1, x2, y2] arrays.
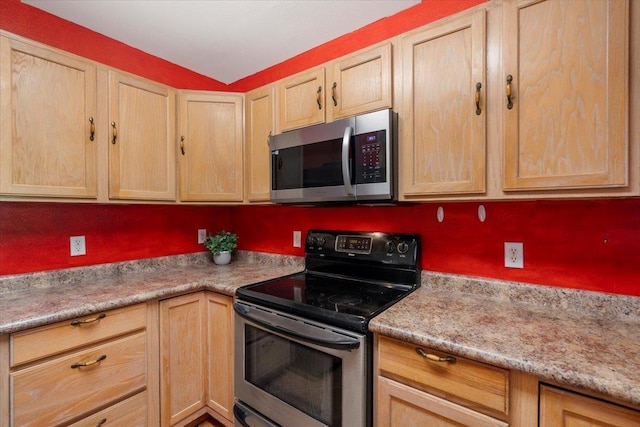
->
[[305, 229, 420, 266]]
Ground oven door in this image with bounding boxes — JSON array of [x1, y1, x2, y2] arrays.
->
[[234, 301, 367, 427]]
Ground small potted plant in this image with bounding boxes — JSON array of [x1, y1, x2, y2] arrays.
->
[[204, 230, 238, 265]]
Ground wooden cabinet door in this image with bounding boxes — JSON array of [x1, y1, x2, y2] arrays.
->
[[277, 67, 325, 132], [400, 10, 486, 198], [244, 85, 274, 202], [178, 91, 243, 202], [502, 0, 628, 191], [205, 293, 234, 422], [0, 36, 97, 198], [539, 385, 640, 426], [160, 292, 206, 426], [109, 71, 176, 201], [377, 377, 508, 427], [327, 43, 392, 122]]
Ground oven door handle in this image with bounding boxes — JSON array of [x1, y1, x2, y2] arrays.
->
[[235, 304, 361, 350]]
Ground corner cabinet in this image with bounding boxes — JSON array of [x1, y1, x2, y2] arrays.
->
[[177, 91, 244, 202], [160, 291, 234, 426], [502, 0, 629, 191], [399, 10, 486, 198], [108, 71, 176, 201], [0, 36, 98, 198], [244, 85, 274, 202]]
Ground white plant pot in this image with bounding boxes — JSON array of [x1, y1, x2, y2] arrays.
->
[[213, 251, 232, 265]]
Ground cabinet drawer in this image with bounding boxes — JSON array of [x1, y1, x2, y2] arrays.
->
[[67, 390, 147, 427], [378, 336, 509, 417], [11, 303, 146, 366], [11, 331, 147, 427]]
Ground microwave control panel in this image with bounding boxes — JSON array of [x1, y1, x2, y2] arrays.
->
[[355, 130, 386, 184]]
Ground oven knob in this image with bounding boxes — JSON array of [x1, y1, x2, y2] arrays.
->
[[397, 241, 410, 254], [386, 242, 396, 254]]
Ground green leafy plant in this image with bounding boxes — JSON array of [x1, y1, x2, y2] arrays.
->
[[204, 230, 238, 255]]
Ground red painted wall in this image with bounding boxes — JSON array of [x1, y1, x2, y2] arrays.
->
[[230, 200, 640, 296], [0, 202, 230, 273], [1, 0, 638, 297]]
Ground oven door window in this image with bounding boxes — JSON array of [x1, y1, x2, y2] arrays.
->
[[245, 324, 342, 426]]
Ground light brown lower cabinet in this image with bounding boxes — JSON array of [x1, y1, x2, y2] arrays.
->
[[5, 303, 157, 427], [160, 291, 234, 427], [539, 384, 640, 426]]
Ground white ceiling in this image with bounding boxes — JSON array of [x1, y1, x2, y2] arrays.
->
[[23, 0, 420, 84]]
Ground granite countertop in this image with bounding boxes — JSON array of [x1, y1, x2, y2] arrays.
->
[[0, 251, 304, 334], [370, 271, 640, 408]]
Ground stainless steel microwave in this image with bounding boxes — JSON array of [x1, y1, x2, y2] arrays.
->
[[269, 109, 397, 204]]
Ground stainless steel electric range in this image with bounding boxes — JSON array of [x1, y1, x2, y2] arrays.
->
[[233, 230, 421, 427]]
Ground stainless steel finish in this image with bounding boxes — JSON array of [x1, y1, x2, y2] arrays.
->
[[234, 301, 367, 427], [341, 126, 355, 196], [234, 401, 280, 427]]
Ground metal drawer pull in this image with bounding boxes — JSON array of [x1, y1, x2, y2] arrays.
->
[[331, 82, 338, 106], [71, 354, 106, 369], [475, 82, 482, 115], [506, 75, 513, 109], [180, 136, 185, 155], [111, 121, 117, 144], [316, 86, 322, 110], [89, 117, 95, 141], [70, 313, 106, 326], [96, 418, 107, 426], [416, 347, 456, 363]]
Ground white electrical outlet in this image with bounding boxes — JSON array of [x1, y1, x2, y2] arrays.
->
[[504, 242, 524, 268], [70, 236, 86, 256], [293, 231, 302, 248], [198, 229, 207, 244]]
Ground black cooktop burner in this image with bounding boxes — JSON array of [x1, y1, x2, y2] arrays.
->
[[236, 230, 421, 332]]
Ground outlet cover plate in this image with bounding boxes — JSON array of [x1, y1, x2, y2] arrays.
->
[[504, 242, 523, 268], [70, 236, 86, 256], [198, 229, 207, 244], [293, 231, 302, 248]]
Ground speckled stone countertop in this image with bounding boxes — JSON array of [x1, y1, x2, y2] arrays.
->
[[370, 271, 640, 408], [0, 250, 304, 334]]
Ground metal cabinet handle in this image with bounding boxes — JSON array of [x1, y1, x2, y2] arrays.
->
[[316, 86, 322, 110], [71, 354, 107, 369], [267, 131, 272, 147], [111, 121, 117, 144], [416, 347, 456, 363], [70, 313, 106, 326], [96, 418, 107, 426], [180, 136, 185, 155], [506, 75, 513, 110], [89, 117, 95, 141], [331, 82, 338, 106], [475, 82, 482, 115]]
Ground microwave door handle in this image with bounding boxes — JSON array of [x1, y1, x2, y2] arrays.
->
[[341, 126, 355, 196]]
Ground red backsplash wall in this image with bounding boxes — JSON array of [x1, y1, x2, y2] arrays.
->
[[1, 0, 638, 297], [230, 200, 640, 296], [0, 203, 230, 274]]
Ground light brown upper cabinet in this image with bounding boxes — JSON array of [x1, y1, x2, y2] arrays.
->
[[245, 85, 274, 202], [400, 10, 486, 199], [108, 71, 176, 201], [327, 43, 393, 122], [0, 36, 98, 198], [177, 91, 244, 202], [277, 67, 325, 132], [502, 0, 629, 191]]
